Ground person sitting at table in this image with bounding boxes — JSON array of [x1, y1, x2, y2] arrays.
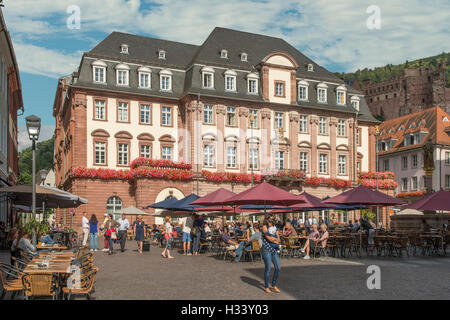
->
[[421, 219, 432, 232], [204, 222, 212, 240], [234, 224, 262, 262], [7, 228, 18, 265], [300, 224, 320, 259], [234, 224, 245, 237], [297, 223, 307, 236], [221, 226, 239, 257], [40, 233, 54, 245], [11, 229, 37, 257], [352, 220, 359, 232], [282, 221, 298, 237], [150, 224, 160, 244]]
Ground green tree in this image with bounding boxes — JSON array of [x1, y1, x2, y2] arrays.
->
[[18, 135, 55, 184]]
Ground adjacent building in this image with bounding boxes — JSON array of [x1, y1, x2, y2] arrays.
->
[[53, 27, 378, 230], [377, 106, 450, 198], [0, 8, 24, 226]]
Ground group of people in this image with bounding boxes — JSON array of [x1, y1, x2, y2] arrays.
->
[[81, 212, 147, 255]]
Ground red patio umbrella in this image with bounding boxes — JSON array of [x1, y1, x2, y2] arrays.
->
[[323, 185, 405, 206], [290, 191, 335, 209], [194, 206, 233, 212], [190, 188, 236, 206], [222, 182, 304, 211], [406, 189, 450, 211]]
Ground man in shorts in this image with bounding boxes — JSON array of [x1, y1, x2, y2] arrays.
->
[[182, 213, 194, 255]]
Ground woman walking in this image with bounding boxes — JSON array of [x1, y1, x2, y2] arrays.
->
[[133, 215, 145, 254], [261, 220, 281, 294], [89, 214, 99, 252], [104, 214, 120, 255], [162, 216, 174, 259]]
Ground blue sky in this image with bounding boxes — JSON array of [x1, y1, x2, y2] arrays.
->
[[3, 0, 450, 149]]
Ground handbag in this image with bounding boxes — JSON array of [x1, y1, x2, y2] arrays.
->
[[110, 230, 117, 240], [191, 227, 197, 237]]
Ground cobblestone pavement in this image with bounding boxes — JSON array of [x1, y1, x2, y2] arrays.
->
[[2, 244, 450, 300]]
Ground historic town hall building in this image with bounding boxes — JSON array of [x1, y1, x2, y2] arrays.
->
[[53, 27, 380, 228]]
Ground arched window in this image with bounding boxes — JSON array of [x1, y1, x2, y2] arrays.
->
[[106, 196, 122, 219]]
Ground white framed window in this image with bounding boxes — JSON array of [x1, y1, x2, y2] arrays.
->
[[203, 105, 213, 124], [275, 151, 285, 170], [94, 99, 106, 120], [203, 72, 214, 88], [351, 96, 360, 111], [120, 44, 129, 54], [249, 110, 258, 129], [94, 142, 106, 165], [411, 176, 418, 190], [226, 107, 236, 126], [383, 159, 390, 171], [92, 60, 107, 83], [274, 112, 284, 129], [337, 91, 346, 105], [117, 102, 129, 122], [308, 64, 314, 72], [248, 79, 258, 94], [118, 143, 129, 166], [161, 106, 172, 126], [160, 75, 171, 91], [225, 75, 236, 91], [298, 86, 308, 101], [93, 67, 105, 83], [317, 83, 328, 103], [338, 120, 346, 136], [140, 145, 151, 158], [140, 104, 151, 124], [412, 154, 418, 168], [204, 145, 214, 167], [221, 50, 228, 59], [338, 155, 346, 175], [446, 175, 450, 189], [162, 146, 172, 160], [319, 117, 327, 135], [107, 196, 122, 217], [300, 152, 308, 172], [401, 178, 408, 192], [275, 82, 284, 97], [158, 50, 166, 60], [319, 154, 328, 174], [139, 72, 151, 89], [299, 115, 308, 133], [227, 146, 237, 168], [445, 152, 450, 165], [249, 147, 258, 170], [401, 156, 408, 170], [115, 64, 129, 86], [241, 52, 248, 62]]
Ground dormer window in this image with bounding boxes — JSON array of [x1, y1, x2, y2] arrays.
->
[[336, 85, 347, 105], [92, 60, 107, 83], [317, 83, 328, 103], [224, 69, 237, 91], [221, 50, 228, 59], [158, 50, 166, 60], [247, 73, 259, 94], [241, 53, 248, 62], [298, 80, 309, 101], [138, 66, 152, 89], [115, 63, 130, 86], [201, 66, 215, 89], [159, 69, 172, 91], [351, 96, 360, 111], [308, 64, 314, 72], [120, 44, 129, 54]]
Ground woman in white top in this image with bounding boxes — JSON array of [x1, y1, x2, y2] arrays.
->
[[162, 216, 174, 259]]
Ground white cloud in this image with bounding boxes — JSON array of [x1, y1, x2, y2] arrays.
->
[[18, 125, 55, 152], [12, 42, 81, 78], [3, 0, 450, 76]]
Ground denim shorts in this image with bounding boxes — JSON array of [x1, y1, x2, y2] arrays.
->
[[182, 232, 192, 242]]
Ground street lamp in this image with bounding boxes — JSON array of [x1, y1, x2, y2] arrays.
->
[[39, 169, 48, 223], [26, 115, 41, 221]]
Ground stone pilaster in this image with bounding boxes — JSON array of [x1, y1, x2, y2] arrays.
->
[[216, 105, 226, 171], [310, 115, 319, 175], [238, 107, 249, 172], [329, 117, 338, 178], [289, 111, 299, 170]]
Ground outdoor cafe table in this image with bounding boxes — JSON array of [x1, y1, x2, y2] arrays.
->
[[37, 244, 68, 251], [38, 251, 74, 259], [419, 234, 443, 255]]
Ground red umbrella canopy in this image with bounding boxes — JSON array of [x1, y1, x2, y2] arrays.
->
[[194, 206, 232, 212], [290, 191, 334, 210], [222, 182, 304, 206], [406, 189, 450, 211], [190, 188, 236, 206], [323, 185, 405, 206]]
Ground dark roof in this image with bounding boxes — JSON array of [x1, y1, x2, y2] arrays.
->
[[87, 31, 199, 69]]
